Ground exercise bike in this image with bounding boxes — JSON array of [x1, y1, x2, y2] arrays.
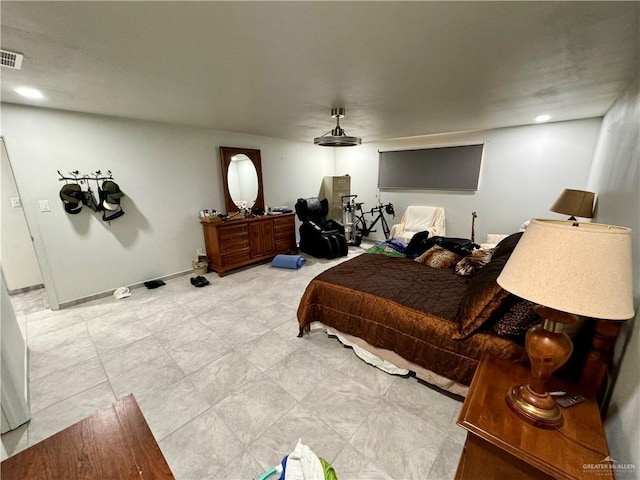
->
[[341, 194, 395, 246]]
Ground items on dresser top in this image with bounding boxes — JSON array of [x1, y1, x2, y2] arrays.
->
[[270, 206, 293, 213]]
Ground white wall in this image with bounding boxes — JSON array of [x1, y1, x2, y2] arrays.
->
[[590, 79, 639, 468], [335, 119, 602, 242], [1, 104, 333, 306], [1, 138, 43, 291]]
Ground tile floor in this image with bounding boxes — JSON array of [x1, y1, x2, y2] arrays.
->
[[2, 248, 465, 479]]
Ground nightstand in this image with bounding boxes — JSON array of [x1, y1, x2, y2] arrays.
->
[[455, 353, 613, 480]]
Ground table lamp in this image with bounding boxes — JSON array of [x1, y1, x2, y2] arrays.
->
[[497, 219, 633, 428], [550, 189, 596, 220]]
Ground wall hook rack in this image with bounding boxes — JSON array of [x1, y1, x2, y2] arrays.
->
[[57, 170, 114, 183]]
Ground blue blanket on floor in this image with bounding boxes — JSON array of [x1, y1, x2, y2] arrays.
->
[[272, 254, 306, 269]]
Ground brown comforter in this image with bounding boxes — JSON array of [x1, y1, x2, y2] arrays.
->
[[297, 253, 527, 386]]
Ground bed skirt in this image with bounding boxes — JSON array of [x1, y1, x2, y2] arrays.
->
[[315, 322, 469, 397]]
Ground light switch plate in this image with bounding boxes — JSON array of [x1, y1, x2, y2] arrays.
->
[[38, 200, 51, 212], [10, 197, 21, 208]]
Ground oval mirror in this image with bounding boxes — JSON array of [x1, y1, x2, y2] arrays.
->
[[227, 154, 259, 210], [220, 147, 265, 214]]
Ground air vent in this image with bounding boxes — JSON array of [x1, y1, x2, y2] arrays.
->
[[1, 50, 24, 70]]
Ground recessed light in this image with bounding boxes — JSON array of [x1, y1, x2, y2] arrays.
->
[[535, 114, 551, 123], [15, 87, 44, 99]]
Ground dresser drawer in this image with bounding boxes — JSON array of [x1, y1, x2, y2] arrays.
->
[[218, 223, 249, 253], [275, 240, 294, 253], [219, 224, 249, 240], [221, 249, 251, 266], [219, 237, 250, 253], [274, 230, 293, 242], [273, 216, 294, 229]]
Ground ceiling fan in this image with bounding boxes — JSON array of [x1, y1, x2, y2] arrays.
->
[[314, 107, 362, 147]]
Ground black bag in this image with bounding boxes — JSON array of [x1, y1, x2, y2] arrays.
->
[[431, 236, 478, 256], [406, 233, 477, 258], [405, 231, 432, 257]]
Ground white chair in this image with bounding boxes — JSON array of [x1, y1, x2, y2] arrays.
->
[[389, 206, 446, 243]]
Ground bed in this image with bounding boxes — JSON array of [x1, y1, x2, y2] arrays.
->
[[297, 233, 621, 398]]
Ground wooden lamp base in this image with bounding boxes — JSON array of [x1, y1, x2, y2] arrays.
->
[[506, 384, 563, 428], [505, 306, 576, 429]]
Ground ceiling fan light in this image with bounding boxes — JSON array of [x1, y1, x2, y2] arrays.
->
[[314, 135, 362, 147], [314, 107, 362, 147]]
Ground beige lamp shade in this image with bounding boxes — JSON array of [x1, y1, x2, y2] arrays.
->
[[497, 219, 634, 320], [550, 189, 595, 218]]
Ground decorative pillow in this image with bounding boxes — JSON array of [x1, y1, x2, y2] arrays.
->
[[455, 248, 494, 277], [415, 245, 461, 268], [491, 232, 523, 260], [454, 254, 511, 339], [491, 299, 541, 337]]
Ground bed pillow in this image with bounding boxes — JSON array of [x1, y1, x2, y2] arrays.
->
[[454, 248, 494, 277], [415, 245, 461, 268], [454, 254, 511, 339], [491, 232, 523, 260], [491, 299, 541, 337], [490, 299, 587, 338]]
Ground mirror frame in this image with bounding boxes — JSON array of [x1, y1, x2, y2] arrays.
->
[[219, 146, 265, 214]]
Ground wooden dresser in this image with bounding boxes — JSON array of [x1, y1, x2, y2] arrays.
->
[[201, 213, 297, 276]]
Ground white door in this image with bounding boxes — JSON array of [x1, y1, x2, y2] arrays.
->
[[0, 272, 30, 434]]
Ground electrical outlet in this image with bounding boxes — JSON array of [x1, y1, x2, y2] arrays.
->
[[10, 197, 21, 208], [38, 200, 51, 212]]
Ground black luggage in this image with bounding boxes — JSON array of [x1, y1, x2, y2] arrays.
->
[[406, 233, 477, 258]]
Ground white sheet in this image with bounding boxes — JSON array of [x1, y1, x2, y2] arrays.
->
[[310, 323, 469, 397]]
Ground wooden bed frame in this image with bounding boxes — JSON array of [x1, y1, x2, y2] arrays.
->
[[580, 320, 622, 401]]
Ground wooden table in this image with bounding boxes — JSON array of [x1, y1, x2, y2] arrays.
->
[[1, 394, 174, 479], [456, 353, 613, 480]]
